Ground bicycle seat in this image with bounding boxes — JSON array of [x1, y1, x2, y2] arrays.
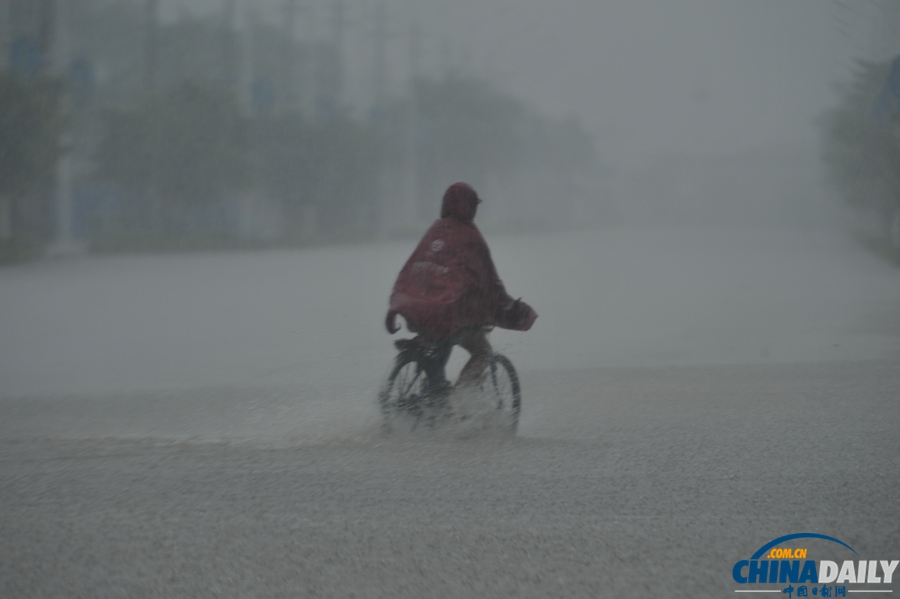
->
[[394, 336, 448, 352], [394, 337, 424, 351], [394, 327, 494, 352]]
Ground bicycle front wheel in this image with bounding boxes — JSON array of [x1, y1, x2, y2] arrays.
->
[[380, 353, 434, 434], [486, 353, 521, 433]]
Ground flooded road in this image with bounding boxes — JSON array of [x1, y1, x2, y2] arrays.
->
[[2, 226, 899, 597]]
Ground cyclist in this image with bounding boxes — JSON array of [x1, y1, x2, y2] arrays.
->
[[385, 182, 537, 394]]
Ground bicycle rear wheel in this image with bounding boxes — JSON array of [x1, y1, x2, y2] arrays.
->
[[484, 353, 521, 433]]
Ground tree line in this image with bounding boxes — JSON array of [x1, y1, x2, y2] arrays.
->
[[818, 57, 900, 250], [0, 1, 602, 254]]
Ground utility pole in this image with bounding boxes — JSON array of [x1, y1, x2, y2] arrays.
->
[[283, 0, 298, 113], [37, 0, 55, 68], [239, 8, 256, 115], [332, 0, 344, 110], [222, 0, 239, 95], [372, 0, 386, 119], [143, 0, 161, 232], [0, 0, 10, 240], [886, 0, 900, 58], [144, 0, 159, 94], [369, 0, 393, 235], [299, 0, 316, 119], [407, 4, 421, 223], [0, 0, 10, 72], [46, 0, 82, 256]]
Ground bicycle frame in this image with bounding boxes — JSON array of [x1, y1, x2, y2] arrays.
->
[[382, 335, 521, 434], [395, 346, 450, 395], [392, 337, 454, 387]]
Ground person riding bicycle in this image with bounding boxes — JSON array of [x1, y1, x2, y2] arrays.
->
[[385, 182, 537, 393]]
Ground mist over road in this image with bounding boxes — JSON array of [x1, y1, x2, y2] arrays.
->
[[2, 225, 898, 400], [2, 226, 899, 597]]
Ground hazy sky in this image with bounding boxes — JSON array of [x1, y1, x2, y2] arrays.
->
[[164, 0, 895, 162]]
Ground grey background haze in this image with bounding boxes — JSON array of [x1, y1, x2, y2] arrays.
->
[[134, 0, 900, 230], [163, 0, 892, 162], [3, 3, 900, 597]]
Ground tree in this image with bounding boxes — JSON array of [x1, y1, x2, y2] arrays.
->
[[95, 80, 251, 234], [253, 113, 383, 237], [0, 73, 65, 240], [413, 75, 524, 217], [383, 73, 601, 227], [818, 59, 900, 215]]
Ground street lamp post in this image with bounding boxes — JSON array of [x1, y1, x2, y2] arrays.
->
[[46, 0, 83, 257]]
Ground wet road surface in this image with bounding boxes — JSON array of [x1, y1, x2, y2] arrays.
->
[[2, 227, 899, 597]]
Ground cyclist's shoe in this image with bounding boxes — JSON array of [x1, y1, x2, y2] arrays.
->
[[432, 380, 453, 402]]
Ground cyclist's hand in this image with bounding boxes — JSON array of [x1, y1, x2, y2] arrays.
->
[[501, 298, 537, 331], [385, 310, 400, 334]]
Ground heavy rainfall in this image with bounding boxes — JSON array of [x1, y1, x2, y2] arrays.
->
[[1, 1, 899, 597]]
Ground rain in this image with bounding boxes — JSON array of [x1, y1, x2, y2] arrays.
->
[[1, 1, 899, 597]]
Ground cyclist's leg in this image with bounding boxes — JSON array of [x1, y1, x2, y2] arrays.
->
[[435, 343, 453, 371], [433, 342, 454, 396], [455, 328, 492, 388]]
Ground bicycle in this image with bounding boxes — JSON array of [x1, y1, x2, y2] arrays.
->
[[379, 331, 521, 435]]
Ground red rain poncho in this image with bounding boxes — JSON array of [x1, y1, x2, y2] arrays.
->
[[385, 183, 537, 341]]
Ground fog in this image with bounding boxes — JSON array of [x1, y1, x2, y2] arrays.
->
[[178, 0, 854, 153], [3, 0, 889, 242], [2, 1, 900, 597], [3, 225, 900, 421], [145, 0, 874, 227]]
